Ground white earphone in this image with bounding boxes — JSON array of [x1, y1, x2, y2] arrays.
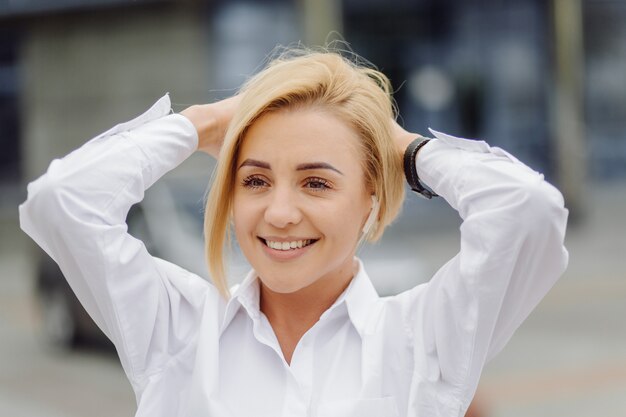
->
[[361, 195, 379, 235]]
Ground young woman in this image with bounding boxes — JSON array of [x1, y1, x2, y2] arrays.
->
[[19, 50, 569, 417]]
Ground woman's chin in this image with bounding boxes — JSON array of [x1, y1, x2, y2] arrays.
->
[[258, 277, 310, 295], [259, 275, 312, 294]]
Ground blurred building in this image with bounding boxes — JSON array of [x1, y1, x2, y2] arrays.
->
[[1, 0, 626, 212]]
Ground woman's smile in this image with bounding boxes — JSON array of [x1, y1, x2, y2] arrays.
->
[[258, 236, 320, 261]]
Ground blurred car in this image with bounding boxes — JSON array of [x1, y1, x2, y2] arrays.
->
[[34, 176, 210, 350]]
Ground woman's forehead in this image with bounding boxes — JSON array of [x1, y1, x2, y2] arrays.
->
[[237, 108, 363, 169]]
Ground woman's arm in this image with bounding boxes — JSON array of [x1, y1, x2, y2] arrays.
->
[[394, 124, 569, 414], [18, 93, 233, 391]]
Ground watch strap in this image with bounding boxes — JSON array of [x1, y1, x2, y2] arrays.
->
[[403, 137, 438, 199]]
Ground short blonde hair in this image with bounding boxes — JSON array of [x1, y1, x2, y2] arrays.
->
[[204, 47, 405, 299]]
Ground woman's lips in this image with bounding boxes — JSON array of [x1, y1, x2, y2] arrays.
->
[[258, 237, 318, 261]]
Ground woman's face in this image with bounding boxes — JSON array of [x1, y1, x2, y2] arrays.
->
[[233, 107, 373, 294]]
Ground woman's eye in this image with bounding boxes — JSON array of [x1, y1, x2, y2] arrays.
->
[[241, 176, 268, 189], [304, 177, 331, 191]]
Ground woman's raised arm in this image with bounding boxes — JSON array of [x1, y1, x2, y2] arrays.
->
[[18, 93, 225, 393], [393, 126, 569, 415]]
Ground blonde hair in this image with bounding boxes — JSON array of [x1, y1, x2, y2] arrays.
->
[[204, 47, 406, 299]]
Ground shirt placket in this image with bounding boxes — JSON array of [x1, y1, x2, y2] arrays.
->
[[283, 327, 315, 416], [248, 311, 315, 416]]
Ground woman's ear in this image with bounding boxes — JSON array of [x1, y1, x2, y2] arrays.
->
[[361, 195, 379, 235]]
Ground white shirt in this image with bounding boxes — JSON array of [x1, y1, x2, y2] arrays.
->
[[18, 93, 569, 417]]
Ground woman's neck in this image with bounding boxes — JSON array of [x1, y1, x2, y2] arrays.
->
[[258, 258, 358, 364]]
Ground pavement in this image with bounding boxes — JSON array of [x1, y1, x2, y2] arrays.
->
[[1, 181, 625, 417]]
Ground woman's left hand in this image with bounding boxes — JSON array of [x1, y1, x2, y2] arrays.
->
[[391, 118, 427, 158]]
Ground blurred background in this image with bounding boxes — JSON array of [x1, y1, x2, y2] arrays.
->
[[1, 0, 625, 416]]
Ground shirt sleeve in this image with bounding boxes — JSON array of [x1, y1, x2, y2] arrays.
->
[[18, 93, 212, 390], [403, 129, 569, 414]]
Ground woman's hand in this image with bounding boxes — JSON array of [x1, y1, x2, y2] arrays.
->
[[180, 95, 241, 158], [391, 118, 427, 158]]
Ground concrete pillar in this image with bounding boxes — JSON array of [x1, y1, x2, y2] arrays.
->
[[553, 0, 586, 219]]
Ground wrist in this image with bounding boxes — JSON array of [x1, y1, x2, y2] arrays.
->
[[397, 132, 416, 156], [393, 123, 427, 157], [180, 104, 221, 157]]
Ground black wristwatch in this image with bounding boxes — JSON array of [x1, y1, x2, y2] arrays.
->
[[403, 137, 438, 199]]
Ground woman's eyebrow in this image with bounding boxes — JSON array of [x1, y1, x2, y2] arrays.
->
[[238, 159, 270, 170], [238, 159, 343, 175], [296, 162, 343, 175]]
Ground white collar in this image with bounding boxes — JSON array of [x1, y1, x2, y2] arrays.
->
[[219, 257, 381, 338]]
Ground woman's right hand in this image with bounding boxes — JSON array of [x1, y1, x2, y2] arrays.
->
[[180, 95, 241, 159]]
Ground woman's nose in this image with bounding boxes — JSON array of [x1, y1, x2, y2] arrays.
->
[[263, 187, 302, 228]]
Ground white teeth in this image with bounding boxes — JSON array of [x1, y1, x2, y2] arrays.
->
[[265, 239, 314, 251]]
